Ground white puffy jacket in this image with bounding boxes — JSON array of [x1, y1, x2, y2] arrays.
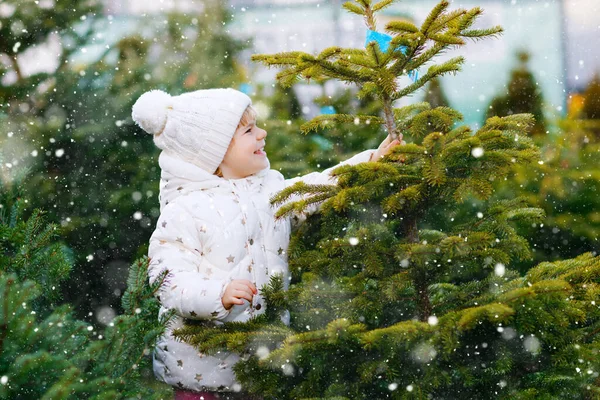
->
[[149, 149, 374, 392]]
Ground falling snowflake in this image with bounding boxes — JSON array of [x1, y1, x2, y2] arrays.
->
[[471, 147, 484, 158]]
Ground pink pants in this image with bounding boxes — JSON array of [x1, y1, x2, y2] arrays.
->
[[174, 390, 219, 400], [174, 389, 257, 400]]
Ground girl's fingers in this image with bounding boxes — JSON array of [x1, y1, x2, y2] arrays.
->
[[378, 135, 392, 149], [235, 279, 258, 294], [246, 282, 258, 294], [234, 289, 254, 302]]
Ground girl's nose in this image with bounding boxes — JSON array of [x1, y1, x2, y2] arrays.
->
[[258, 127, 267, 139]]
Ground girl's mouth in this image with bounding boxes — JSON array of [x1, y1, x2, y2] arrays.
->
[[254, 148, 266, 156]]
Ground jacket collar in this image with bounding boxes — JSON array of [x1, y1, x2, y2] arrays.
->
[[158, 151, 270, 209]]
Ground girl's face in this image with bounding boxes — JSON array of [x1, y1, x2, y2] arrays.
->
[[218, 119, 268, 179]]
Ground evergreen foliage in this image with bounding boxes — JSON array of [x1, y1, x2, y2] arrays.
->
[[0, 0, 101, 104], [0, 174, 173, 399], [251, 0, 502, 142], [269, 83, 304, 121], [486, 51, 548, 137], [492, 117, 600, 265], [423, 77, 451, 109], [581, 73, 600, 120]]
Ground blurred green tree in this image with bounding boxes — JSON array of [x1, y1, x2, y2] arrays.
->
[[581, 73, 600, 120], [492, 117, 600, 267], [423, 76, 451, 108], [0, 173, 173, 399], [486, 51, 548, 137]]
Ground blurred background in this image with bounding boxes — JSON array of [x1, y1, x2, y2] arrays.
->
[[1, 0, 598, 323]]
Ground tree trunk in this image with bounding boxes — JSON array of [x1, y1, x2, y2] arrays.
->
[[382, 94, 401, 141]]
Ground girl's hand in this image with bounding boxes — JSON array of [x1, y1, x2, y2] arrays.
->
[[370, 134, 405, 161], [221, 279, 257, 310]]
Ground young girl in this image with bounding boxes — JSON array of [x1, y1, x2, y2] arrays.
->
[[131, 88, 400, 399]]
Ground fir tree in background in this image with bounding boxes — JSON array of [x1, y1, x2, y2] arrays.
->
[[579, 73, 600, 138], [581, 73, 600, 120], [0, 173, 173, 399], [175, 1, 599, 398], [423, 77, 451, 109], [486, 51, 548, 138], [269, 83, 303, 121], [0, 0, 248, 320], [492, 112, 600, 267], [0, 0, 101, 104], [488, 74, 600, 267]]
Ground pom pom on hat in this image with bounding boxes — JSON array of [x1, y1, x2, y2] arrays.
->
[[132, 89, 173, 135]]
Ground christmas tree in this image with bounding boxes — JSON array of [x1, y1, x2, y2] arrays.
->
[[491, 113, 600, 267], [0, 172, 173, 399], [486, 51, 548, 138], [173, 1, 599, 398]]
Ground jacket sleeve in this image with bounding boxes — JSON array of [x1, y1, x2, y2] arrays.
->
[[148, 202, 230, 321], [282, 149, 375, 217], [284, 149, 375, 188]]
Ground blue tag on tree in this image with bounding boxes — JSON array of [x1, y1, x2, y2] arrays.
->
[[239, 83, 253, 95], [365, 29, 419, 83], [320, 105, 336, 115], [365, 29, 394, 53]]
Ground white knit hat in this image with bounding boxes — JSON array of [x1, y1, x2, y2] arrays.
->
[[131, 88, 252, 173]]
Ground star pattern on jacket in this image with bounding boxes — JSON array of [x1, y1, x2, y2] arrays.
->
[[148, 148, 374, 391]]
